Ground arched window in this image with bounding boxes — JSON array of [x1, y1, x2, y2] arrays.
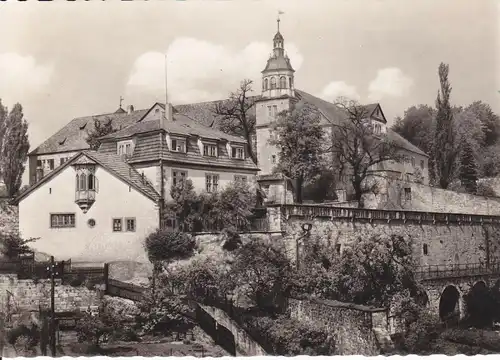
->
[[289, 77, 293, 89], [279, 76, 286, 89], [76, 174, 80, 191], [270, 77, 277, 89], [264, 78, 269, 90], [79, 173, 87, 191], [88, 174, 95, 191]]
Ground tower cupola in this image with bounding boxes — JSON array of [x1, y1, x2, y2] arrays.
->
[[261, 16, 295, 99]]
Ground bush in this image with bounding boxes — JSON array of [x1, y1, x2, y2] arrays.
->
[[0, 233, 36, 259], [476, 182, 497, 197], [144, 230, 196, 265], [399, 310, 442, 354], [76, 300, 122, 347], [7, 323, 39, 355], [245, 315, 335, 355]]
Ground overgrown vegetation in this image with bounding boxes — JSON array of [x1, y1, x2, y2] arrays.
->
[[86, 116, 117, 151], [0, 233, 36, 259]]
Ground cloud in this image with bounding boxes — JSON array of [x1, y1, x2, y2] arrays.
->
[[126, 37, 303, 104], [368, 67, 413, 101], [0, 53, 53, 105], [319, 81, 360, 102]]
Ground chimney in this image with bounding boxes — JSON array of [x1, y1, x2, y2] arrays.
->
[[127, 105, 134, 115]]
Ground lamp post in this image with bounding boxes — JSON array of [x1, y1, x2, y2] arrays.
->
[[296, 223, 312, 270], [46, 256, 60, 357]]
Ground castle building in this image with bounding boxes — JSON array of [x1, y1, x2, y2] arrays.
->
[[16, 19, 429, 262]]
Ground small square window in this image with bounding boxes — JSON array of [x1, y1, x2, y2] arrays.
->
[[171, 139, 186, 153], [126, 218, 136, 232], [231, 147, 244, 159], [112, 218, 122, 232], [37, 160, 42, 167], [404, 187, 412, 201]]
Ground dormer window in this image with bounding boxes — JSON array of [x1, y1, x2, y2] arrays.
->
[[203, 143, 217, 157], [171, 138, 186, 153], [231, 146, 245, 159], [117, 140, 133, 156]]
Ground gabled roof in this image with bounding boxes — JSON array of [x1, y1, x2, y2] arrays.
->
[[294, 89, 428, 157], [101, 111, 248, 144], [30, 109, 149, 155], [16, 150, 160, 203]]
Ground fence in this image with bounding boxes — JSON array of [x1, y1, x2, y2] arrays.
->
[[415, 262, 500, 280], [105, 278, 146, 301], [195, 304, 237, 356], [0, 253, 108, 284]]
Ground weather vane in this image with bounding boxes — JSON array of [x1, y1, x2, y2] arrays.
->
[[277, 10, 284, 31]]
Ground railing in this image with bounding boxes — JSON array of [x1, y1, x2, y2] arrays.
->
[[75, 190, 96, 202], [415, 262, 500, 280], [161, 216, 270, 233], [279, 204, 500, 224]]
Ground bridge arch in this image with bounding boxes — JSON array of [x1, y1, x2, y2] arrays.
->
[[439, 285, 461, 321]]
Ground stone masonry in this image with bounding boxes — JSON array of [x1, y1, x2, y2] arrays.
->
[[0, 274, 101, 313]]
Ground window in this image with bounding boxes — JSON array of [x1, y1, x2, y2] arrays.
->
[[125, 143, 131, 155], [270, 77, 276, 89], [289, 77, 293, 88], [172, 170, 187, 186], [37, 160, 42, 168], [88, 173, 96, 191], [279, 76, 286, 89], [423, 243, 428, 256], [404, 187, 412, 201], [126, 218, 136, 232], [411, 157, 415, 167], [203, 144, 217, 157], [118, 144, 125, 155], [50, 213, 75, 228], [420, 160, 425, 169], [48, 159, 55, 170], [234, 175, 248, 183], [60, 158, 66, 166], [171, 139, 186, 153], [268, 106, 272, 117], [264, 78, 269, 90], [231, 146, 245, 159], [405, 174, 411, 182], [205, 174, 219, 193], [271, 155, 276, 164], [112, 218, 123, 232], [155, 108, 160, 113], [335, 244, 341, 254], [273, 105, 278, 116], [78, 173, 87, 191]]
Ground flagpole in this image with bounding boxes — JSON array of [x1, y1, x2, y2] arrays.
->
[[165, 54, 168, 121]]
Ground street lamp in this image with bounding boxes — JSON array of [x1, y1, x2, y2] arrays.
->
[[296, 223, 312, 270]]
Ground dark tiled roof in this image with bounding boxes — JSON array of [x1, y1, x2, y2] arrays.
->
[[294, 89, 428, 157], [263, 55, 295, 73], [102, 113, 248, 144], [16, 151, 160, 203], [30, 109, 149, 155], [122, 133, 259, 171]]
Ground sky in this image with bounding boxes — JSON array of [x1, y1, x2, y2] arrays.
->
[[0, 0, 499, 153]]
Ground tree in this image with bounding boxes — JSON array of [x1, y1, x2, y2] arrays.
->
[[165, 179, 205, 232], [434, 63, 458, 189], [0, 103, 30, 197], [269, 103, 325, 203], [75, 300, 122, 348], [392, 105, 436, 181], [213, 180, 255, 232], [459, 140, 478, 194], [214, 79, 257, 163], [230, 240, 291, 312], [86, 116, 116, 150], [0, 233, 36, 259], [330, 98, 400, 208]]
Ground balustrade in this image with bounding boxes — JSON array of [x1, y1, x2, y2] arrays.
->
[[280, 204, 500, 225]]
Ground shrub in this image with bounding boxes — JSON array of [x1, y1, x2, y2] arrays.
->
[[0, 233, 36, 259], [7, 323, 39, 355], [476, 182, 497, 197], [144, 230, 196, 265], [245, 315, 335, 355], [76, 300, 122, 347], [400, 310, 442, 354]]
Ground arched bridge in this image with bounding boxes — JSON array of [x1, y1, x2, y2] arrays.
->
[[415, 263, 500, 322]]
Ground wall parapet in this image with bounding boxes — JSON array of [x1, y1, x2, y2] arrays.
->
[[270, 203, 500, 227]]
